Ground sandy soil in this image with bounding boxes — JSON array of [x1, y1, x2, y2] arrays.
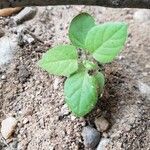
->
[[0, 6, 150, 150]]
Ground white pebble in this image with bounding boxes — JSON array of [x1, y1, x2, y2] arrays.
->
[[97, 138, 110, 150], [1, 117, 17, 139], [23, 118, 29, 124], [1, 75, 6, 80], [133, 10, 150, 22]]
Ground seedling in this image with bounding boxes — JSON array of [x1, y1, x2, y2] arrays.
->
[[38, 13, 127, 117]]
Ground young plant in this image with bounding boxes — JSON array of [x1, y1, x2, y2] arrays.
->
[[38, 13, 127, 117]]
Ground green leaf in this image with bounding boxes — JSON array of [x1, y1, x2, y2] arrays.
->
[[85, 22, 128, 63], [69, 13, 95, 49], [83, 60, 97, 70], [38, 45, 78, 76], [94, 72, 105, 95], [64, 70, 98, 117]]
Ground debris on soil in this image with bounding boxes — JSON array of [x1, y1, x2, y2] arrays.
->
[[94, 117, 110, 132], [0, 30, 5, 38], [18, 65, 30, 83], [22, 117, 29, 124], [133, 9, 150, 22], [138, 81, 150, 94], [1, 117, 17, 139], [12, 7, 37, 24], [1, 75, 6, 80], [138, 81, 150, 99], [0, 36, 18, 65], [21, 107, 33, 117], [82, 126, 101, 149], [96, 138, 110, 150], [53, 77, 61, 90], [22, 33, 35, 44], [0, 7, 22, 17], [59, 104, 70, 117]]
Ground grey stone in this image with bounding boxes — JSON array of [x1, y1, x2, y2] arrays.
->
[[18, 65, 30, 83], [97, 138, 110, 150], [12, 7, 37, 24], [82, 126, 101, 149]]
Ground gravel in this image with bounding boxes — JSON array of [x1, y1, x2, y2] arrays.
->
[[0, 6, 149, 150], [94, 117, 110, 132], [12, 7, 37, 25], [96, 138, 110, 150], [1, 117, 17, 139], [82, 126, 101, 149]]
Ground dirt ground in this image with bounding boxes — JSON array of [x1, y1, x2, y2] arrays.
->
[[0, 6, 150, 150]]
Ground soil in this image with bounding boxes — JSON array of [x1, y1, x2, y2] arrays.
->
[[0, 6, 150, 150]]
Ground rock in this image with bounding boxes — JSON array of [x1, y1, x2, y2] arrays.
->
[[0, 36, 18, 65], [53, 78, 60, 90], [82, 126, 101, 149], [0, 7, 22, 17], [70, 115, 76, 121], [22, 118, 29, 124], [97, 138, 110, 150], [133, 10, 150, 22], [138, 81, 150, 99], [23, 34, 35, 44], [0, 30, 5, 38], [94, 117, 110, 132], [12, 7, 37, 24], [59, 104, 70, 116], [1, 75, 6, 80], [1, 117, 17, 139], [18, 65, 30, 83]]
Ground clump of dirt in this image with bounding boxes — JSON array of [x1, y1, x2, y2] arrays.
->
[[0, 6, 150, 150]]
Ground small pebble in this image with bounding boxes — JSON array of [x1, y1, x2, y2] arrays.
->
[[0, 36, 18, 65], [70, 115, 76, 121], [18, 65, 30, 83], [1, 75, 6, 80], [23, 118, 29, 124], [138, 81, 150, 96], [23, 34, 35, 44], [133, 10, 150, 22], [94, 117, 110, 132], [1, 117, 17, 139], [96, 138, 110, 150], [0, 29, 5, 38], [59, 104, 70, 116], [53, 77, 60, 90], [82, 126, 101, 149]]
